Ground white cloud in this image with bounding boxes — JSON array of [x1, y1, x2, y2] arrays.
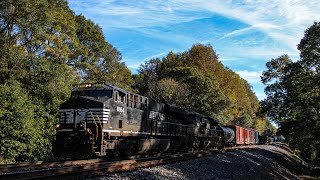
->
[[180, 0, 320, 50], [72, 0, 319, 54], [70, 0, 320, 52], [69, 0, 210, 28], [236, 70, 262, 84], [143, 52, 166, 61], [68, 0, 320, 100], [126, 62, 141, 70], [218, 26, 255, 41]]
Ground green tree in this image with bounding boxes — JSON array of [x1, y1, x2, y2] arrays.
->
[[133, 58, 162, 95], [261, 55, 292, 123], [0, 81, 39, 162], [74, 15, 133, 90], [147, 77, 190, 107], [164, 67, 228, 118], [261, 22, 320, 165], [135, 44, 263, 125], [0, 0, 132, 162], [0, 0, 79, 161]]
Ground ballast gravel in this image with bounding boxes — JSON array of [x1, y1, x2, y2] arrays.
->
[[89, 144, 305, 180]]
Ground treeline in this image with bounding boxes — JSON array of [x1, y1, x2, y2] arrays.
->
[[133, 45, 274, 134], [0, 0, 131, 163], [261, 22, 320, 165], [0, 0, 273, 163]]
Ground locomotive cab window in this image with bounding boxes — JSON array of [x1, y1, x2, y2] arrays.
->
[[121, 93, 126, 103], [129, 94, 134, 107], [114, 91, 119, 101], [127, 94, 130, 106], [134, 95, 139, 108], [114, 91, 126, 103]]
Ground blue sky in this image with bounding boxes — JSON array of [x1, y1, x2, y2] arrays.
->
[[68, 0, 320, 100]]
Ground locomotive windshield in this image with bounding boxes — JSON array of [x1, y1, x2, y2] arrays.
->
[[71, 90, 113, 98]]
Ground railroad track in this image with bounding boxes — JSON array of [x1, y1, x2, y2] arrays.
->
[[0, 152, 174, 173], [0, 146, 257, 180]]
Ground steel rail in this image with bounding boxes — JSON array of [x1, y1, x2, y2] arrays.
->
[[0, 150, 224, 180], [0, 145, 261, 180]]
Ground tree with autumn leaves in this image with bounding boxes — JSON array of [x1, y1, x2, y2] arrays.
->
[[134, 44, 274, 134]]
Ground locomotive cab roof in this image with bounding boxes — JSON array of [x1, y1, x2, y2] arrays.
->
[[71, 83, 144, 98], [73, 83, 126, 93]]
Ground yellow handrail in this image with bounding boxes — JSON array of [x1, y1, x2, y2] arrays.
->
[[90, 112, 99, 141], [95, 112, 103, 129]]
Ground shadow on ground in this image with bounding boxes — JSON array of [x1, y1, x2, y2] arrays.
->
[[89, 144, 318, 180]]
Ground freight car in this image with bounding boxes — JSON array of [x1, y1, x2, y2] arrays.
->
[[53, 83, 259, 158]]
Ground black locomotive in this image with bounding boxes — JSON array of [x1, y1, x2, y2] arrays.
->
[[53, 83, 246, 158]]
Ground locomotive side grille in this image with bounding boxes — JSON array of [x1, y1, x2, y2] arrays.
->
[[86, 108, 110, 124], [59, 109, 73, 124], [59, 108, 110, 124]]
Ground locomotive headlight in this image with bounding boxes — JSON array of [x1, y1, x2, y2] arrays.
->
[[53, 123, 60, 129]]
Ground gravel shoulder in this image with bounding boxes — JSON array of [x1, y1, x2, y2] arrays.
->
[[90, 143, 318, 180]]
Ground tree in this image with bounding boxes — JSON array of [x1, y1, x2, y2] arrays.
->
[[0, 81, 39, 162], [74, 15, 133, 90], [147, 77, 190, 107], [0, 0, 133, 162], [0, 0, 79, 162], [261, 22, 320, 165], [261, 55, 293, 124], [165, 67, 228, 118], [298, 22, 320, 71], [135, 44, 263, 126], [133, 58, 162, 95]]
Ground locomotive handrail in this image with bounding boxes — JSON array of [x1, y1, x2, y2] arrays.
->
[[90, 112, 99, 141], [95, 112, 103, 129]]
